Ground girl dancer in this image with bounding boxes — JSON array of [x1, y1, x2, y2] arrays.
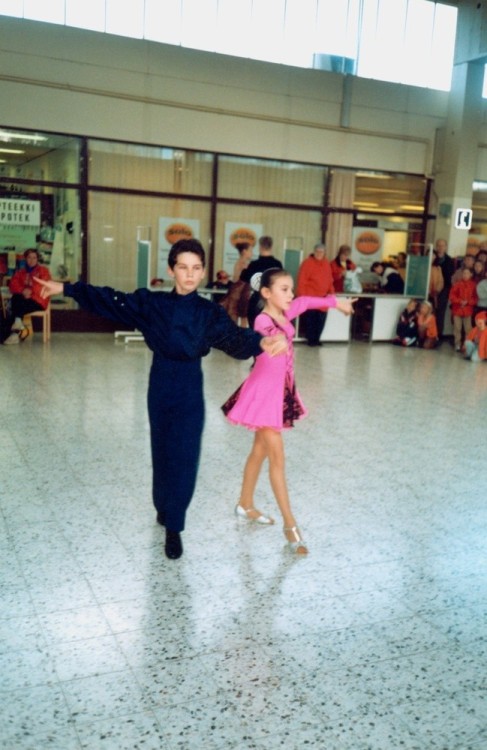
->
[[222, 267, 355, 554]]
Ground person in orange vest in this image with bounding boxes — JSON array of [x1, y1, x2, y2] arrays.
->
[[3, 248, 51, 345], [449, 266, 478, 352], [416, 300, 439, 349]]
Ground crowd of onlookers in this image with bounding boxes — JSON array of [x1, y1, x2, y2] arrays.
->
[[206, 235, 487, 362], [393, 239, 487, 362]]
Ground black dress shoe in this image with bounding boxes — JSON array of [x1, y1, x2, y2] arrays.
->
[[156, 512, 165, 527], [165, 530, 183, 559]]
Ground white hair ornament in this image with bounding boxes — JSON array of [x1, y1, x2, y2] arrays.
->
[[250, 272, 263, 292]]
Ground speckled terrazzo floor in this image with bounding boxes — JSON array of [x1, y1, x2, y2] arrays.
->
[[1, 333, 486, 750]]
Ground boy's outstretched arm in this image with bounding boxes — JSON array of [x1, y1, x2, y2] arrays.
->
[[34, 277, 64, 297], [260, 334, 288, 357]]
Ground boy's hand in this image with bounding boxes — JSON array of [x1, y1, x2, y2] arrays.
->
[[260, 334, 288, 357], [336, 297, 357, 316], [33, 277, 64, 298]]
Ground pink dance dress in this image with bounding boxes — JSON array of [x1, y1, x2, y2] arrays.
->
[[222, 295, 337, 431]]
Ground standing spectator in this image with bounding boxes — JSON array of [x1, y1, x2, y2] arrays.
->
[[2, 248, 51, 345], [220, 242, 254, 326], [396, 252, 407, 282], [449, 266, 478, 352], [451, 254, 475, 286], [432, 238, 455, 341], [232, 242, 253, 282], [240, 236, 283, 328], [330, 244, 356, 293], [296, 243, 335, 346], [475, 267, 487, 317], [472, 258, 485, 285], [429, 261, 444, 311]]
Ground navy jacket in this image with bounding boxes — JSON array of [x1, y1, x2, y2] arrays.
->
[[64, 282, 263, 362]]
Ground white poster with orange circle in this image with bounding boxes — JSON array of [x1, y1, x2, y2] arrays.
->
[[351, 227, 384, 267], [222, 222, 261, 276], [157, 217, 200, 277]]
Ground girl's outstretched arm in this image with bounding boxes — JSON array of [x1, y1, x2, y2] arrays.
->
[[335, 297, 357, 315]]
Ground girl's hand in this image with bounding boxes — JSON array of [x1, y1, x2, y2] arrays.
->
[[33, 277, 64, 298], [260, 333, 288, 357], [336, 297, 357, 316]]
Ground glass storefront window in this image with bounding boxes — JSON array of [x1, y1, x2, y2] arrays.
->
[[0, 185, 81, 285], [88, 141, 214, 196], [0, 129, 80, 183], [327, 168, 427, 216], [88, 192, 212, 290], [214, 203, 322, 273], [0, 129, 82, 286], [218, 155, 327, 206]]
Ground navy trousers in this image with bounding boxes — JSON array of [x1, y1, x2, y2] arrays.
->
[[147, 356, 205, 532], [301, 309, 327, 346]]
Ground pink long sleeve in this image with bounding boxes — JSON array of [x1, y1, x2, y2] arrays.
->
[[287, 295, 337, 322]]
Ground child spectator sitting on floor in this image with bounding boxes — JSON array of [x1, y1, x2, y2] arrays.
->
[[463, 311, 487, 362], [393, 298, 418, 346], [416, 300, 439, 349]]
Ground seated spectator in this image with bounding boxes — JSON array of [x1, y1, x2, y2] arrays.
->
[[416, 300, 439, 349], [330, 244, 356, 293], [2, 248, 51, 345], [463, 311, 487, 362], [449, 267, 478, 352], [370, 262, 404, 294], [393, 299, 418, 346]]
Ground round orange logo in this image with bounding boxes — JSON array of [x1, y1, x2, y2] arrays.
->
[[165, 223, 193, 244], [355, 231, 381, 255], [230, 228, 257, 248]]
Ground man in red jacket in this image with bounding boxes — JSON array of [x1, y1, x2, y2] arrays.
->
[[3, 248, 51, 344], [296, 243, 334, 346]]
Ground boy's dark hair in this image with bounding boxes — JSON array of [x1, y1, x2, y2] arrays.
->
[[259, 236, 273, 251], [168, 239, 206, 269], [371, 262, 383, 273]]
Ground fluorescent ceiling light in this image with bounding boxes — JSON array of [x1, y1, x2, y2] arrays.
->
[[0, 130, 47, 143], [0, 148, 24, 154]]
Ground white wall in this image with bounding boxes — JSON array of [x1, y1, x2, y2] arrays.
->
[[0, 16, 451, 176]]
